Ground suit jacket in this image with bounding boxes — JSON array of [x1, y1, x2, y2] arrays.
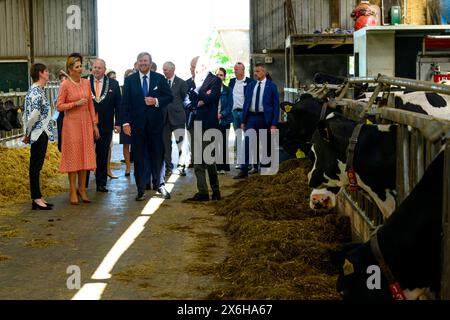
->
[[190, 72, 221, 131], [163, 75, 188, 127], [89, 75, 122, 132], [242, 79, 280, 127], [229, 76, 256, 110], [121, 71, 173, 133], [219, 85, 233, 126]]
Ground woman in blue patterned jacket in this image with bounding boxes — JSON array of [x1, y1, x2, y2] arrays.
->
[[22, 63, 56, 210]]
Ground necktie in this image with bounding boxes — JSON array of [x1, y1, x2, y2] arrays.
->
[[255, 81, 262, 113], [142, 75, 148, 97], [168, 79, 172, 88], [95, 80, 100, 99]]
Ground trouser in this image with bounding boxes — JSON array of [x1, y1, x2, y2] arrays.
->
[[30, 132, 48, 200], [178, 127, 191, 167], [163, 123, 185, 171], [241, 114, 269, 173], [144, 148, 166, 188], [193, 139, 220, 195], [133, 126, 164, 194], [95, 130, 113, 187], [216, 123, 231, 171]]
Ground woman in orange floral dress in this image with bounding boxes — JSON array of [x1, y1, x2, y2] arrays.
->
[[57, 54, 100, 205]]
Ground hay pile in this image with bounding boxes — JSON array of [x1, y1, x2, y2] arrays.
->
[[210, 159, 351, 300], [0, 143, 67, 205]]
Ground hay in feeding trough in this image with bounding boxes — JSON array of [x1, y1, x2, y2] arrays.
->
[[0, 143, 67, 205], [210, 158, 351, 300]]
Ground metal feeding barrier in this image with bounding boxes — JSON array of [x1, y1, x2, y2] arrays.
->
[[285, 75, 450, 300], [289, 74, 450, 299]]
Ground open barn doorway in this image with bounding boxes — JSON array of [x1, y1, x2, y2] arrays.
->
[[97, 0, 250, 85]]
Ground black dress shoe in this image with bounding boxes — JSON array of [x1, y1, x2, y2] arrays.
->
[[184, 193, 209, 202], [211, 191, 221, 201], [96, 186, 109, 193], [44, 202, 54, 207], [158, 187, 171, 199], [32, 201, 52, 211], [233, 171, 248, 179], [125, 172, 131, 177], [135, 193, 146, 201]]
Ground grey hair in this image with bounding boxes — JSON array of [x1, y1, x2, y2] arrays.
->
[[137, 52, 152, 61], [164, 61, 175, 70], [94, 58, 106, 69]]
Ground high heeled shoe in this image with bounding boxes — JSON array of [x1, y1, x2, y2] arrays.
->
[[32, 200, 52, 211], [108, 173, 119, 179], [77, 190, 91, 203]]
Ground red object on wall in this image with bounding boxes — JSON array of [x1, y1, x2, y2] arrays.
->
[[355, 15, 378, 31], [434, 74, 450, 83], [425, 37, 450, 50]]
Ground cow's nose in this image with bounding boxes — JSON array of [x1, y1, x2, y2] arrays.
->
[[313, 200, 324, 210]]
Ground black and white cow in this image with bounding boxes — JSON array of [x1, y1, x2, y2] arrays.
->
[[3, 100, 22, 129], [0, 101, 13, 131], [308, 113, 397, 217], [279, 94, 334, 157], [331, 150, 444, 300], [394, 92, 450, 120]]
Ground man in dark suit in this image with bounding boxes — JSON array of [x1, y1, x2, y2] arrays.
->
[[185, 57, 222, 202], [89, 59, 122, 192], [122, 52, 173, 201], [162, 61, 188, 177], [234, 63, 280, 179]]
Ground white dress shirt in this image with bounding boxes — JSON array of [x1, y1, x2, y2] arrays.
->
[[249, 78, 266, 113], [166, 75, 175, 88], [232, 79, 245, 111]]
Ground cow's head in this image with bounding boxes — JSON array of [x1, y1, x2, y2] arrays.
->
[[4, 100, 22, 129], [309, 187, 340, 210], [330, 242, 392, 300], [279, 96, 335, 157], [308, 113, 355, 191], [0, 101, 13, 131]]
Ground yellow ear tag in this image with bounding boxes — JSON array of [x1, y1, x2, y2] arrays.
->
[[17, 109, 22, 114], [343, 259, 354, 276], [296, 149, 306, 159], [285, 105, 293, 113], [366, 119, 373, 125]]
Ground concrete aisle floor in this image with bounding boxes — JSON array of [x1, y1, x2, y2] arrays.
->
[[0, 140, 237, 300]]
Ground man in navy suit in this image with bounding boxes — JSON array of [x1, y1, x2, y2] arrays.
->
[[122, 52, 173, 201], [234, 63, 279, 179], [185, 57, 222, 202]]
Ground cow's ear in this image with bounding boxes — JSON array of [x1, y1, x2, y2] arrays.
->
[[318, 120, 333, 143]]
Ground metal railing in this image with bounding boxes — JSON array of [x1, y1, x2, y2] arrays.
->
[[284, 74, 450, 298]]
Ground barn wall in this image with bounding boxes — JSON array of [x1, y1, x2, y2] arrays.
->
[[250, 0, 357, 53], [0, 0, 28, 57], [0, 0, 97, 59]]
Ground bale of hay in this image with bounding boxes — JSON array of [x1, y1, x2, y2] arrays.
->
[[0, 143, 67, 205]]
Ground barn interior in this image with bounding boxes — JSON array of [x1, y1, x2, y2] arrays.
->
[[0, 0, 450, 306]]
